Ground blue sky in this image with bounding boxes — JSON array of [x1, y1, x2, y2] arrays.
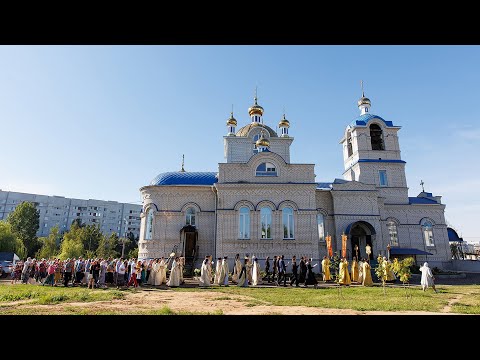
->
[[0, 45, 478, 243]]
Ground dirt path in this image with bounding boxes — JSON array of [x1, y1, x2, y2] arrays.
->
[[441, 294, 463, 313], [6, 288, 462, 315]]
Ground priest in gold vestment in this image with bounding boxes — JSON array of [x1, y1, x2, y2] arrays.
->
[[362, 261, 373, 286], [351, 258, 359, 282], [338, 258, 351, 285], [321, 256, 331, 281]]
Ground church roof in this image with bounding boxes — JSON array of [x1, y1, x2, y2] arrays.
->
[[447, 227, 464, 242], [236, 123, 278, 137], [150, 172, 218, 186], [408, 197, 438, 204], [349, 113, 395, 127]]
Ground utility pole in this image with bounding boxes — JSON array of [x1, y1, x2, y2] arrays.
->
[[121, 217, 127, 258]]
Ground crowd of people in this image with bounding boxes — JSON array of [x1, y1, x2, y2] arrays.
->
[[9, 255, 185, 289], [8, 252, 435, 291]]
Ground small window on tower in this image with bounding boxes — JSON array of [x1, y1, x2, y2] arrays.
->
[[379, 170, 388, 186]]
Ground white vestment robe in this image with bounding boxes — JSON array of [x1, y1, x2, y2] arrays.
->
[[166, 260, 181, 287], [156, 259, 167, 285], [252, 261, 262, 286], [199, 261, 211, 287]]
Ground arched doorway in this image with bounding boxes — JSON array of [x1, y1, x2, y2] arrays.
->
[[345, 221, 376, 260], [180, 225, 198, 276]]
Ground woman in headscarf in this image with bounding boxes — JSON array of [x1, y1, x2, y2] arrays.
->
[[199, 256, 211, 287], [420, 262, 437, 292], [252, 257, 262, 286]]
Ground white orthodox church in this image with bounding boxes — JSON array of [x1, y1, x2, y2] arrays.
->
[[138, 91, 450, 273]]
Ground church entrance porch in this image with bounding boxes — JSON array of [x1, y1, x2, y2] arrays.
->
[[345, 221, 376, 261], [180, 225, 198, 277]]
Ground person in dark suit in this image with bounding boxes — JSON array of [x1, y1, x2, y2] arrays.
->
[[264, 256, 271, 283], [272, 256, 278, 284], [277, 255, 287, 286], [290, 256, 299, 287], [298, 256, 307, 285]]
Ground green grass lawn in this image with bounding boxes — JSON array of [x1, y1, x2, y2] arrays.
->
[[173, 284, 480, 313], [0, 284, 125, 305], [1, 283, 479, 314]]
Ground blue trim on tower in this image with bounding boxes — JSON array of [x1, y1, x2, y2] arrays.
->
[[150, 172, 218, 186], [349, 113, 397, 127], [358, 159, 406, 164]]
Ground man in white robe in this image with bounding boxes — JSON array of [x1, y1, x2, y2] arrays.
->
[[232, 254, 242, 284], [156, 257, 167, 285], [218, 256, 229, 286], [214, 257, 222, 285], [420, 262, 437, 292], [246, 255, 253, 284], [252, 257, 262, 286], [199, 257, 211, 287]]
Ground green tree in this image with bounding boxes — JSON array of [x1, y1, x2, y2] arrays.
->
[[374, 255, 387, 295], [7, 201, 40, 257], [127, 246, 138, 259], [36, 225, 61, 259], [0, 221, 26, 258], [71, 218, 84, 228], [58, 223, 84, 260], [81, 224, 103, 253], [97, 232, 120, 259], [392, 257, 415, 298]]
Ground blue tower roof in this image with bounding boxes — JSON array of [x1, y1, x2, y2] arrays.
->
[[349, 113, 396, 127], [150, 172, 218, 186]]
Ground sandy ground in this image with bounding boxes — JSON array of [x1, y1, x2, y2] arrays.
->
[[1, 286, 459, 315]]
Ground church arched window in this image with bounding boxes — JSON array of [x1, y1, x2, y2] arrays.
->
[[145, 208, 153, 240], [239, 206, 250, 239], [185, 207, 196, 226], [370, 123, 385, 150], [260, 207, 272, 239], [282, 207, 294, 239], [256, 162, 277, 176], [387, 219, 399, 246], [421, 219, 434, 247]]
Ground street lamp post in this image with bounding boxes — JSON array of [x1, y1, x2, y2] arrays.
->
[[121, 217, 127, 258]]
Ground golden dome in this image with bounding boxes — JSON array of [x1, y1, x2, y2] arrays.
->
[[255, 133, 270, 147], [226, 112, 237, 126], [278, 114, 290, 128], [357, 96, 371, 107], [248, 96, 264, 116]]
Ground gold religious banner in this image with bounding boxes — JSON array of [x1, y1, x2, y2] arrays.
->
[[326, 234, 333, 257], [341, 233, 347, 258]]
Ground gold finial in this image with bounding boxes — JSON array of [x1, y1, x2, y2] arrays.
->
[[254, 86, 258, 104], [420, 179, 425, 192], [361, 80, 364, 97], [180, 154, 185, 172]]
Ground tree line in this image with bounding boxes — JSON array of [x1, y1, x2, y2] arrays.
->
[[0, 201, 138, 260]]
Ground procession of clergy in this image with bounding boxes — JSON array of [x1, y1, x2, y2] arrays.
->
[[165, 254, 385, 288]]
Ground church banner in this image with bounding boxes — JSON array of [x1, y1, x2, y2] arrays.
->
[[326, 234, 332, 257], [341, 233, 347, 258]]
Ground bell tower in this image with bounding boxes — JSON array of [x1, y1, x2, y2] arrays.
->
[[340, 85, 409, 204]]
